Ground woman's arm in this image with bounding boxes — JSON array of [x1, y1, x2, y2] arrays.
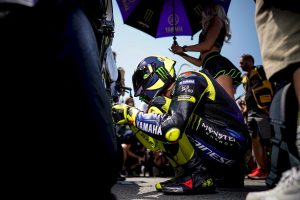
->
[[170, 16, 223, 68], [171, 16, 223, 53], [177, 52, 203, 67]]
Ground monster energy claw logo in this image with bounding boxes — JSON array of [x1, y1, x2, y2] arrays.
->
[[156, 67, 169, 81], [194, 5, 203, 16], [144, 9, 154, 22]]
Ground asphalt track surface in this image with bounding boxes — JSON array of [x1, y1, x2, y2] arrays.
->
[[112, 177, 268, 200]]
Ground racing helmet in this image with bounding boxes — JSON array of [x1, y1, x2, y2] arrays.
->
[[132, 55, 176, 103]]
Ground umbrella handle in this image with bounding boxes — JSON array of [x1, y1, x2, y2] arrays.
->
[[173, 36, 178, 45], [172, 0, 177, 46]]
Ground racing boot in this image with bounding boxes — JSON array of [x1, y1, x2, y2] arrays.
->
[[155, 133, 191, 192], [161, 151, 216, 194], [155, 166, 186, 191]]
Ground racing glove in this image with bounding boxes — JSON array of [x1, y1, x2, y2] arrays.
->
[[112, 103, 140, 126]]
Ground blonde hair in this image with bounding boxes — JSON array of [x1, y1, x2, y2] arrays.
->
[[201, 4, 231, 42]]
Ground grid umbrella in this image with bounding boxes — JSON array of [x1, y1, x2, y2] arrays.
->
[[116, 0, 231, 44]]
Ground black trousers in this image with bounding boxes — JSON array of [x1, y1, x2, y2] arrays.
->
[[0, 1, 118, 198]]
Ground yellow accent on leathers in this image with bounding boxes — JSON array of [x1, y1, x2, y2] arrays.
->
[[130, 96, 195, 167]]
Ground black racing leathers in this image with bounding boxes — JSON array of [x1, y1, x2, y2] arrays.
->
[[133, 70, 250, 166]]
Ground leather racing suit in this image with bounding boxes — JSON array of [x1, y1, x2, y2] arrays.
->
[[130, 70, 251, 169]]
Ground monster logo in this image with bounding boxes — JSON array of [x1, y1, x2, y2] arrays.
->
[[156, 67, 169, 81]]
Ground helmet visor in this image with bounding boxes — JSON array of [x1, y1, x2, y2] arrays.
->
[[134, 84, 145, 97], [132, 65, 152, 96]]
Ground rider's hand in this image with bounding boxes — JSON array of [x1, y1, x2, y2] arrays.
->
[[112, 104, 140, 126], [112, 104, 129, 125]]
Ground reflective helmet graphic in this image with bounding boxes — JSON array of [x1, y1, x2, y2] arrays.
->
[[132, 55, 176, 103]]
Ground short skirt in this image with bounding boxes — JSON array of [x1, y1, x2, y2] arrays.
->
[[202, 52, 242, 87]]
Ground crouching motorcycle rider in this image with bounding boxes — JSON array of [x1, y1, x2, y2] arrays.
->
[[112, 55, 251, 194]]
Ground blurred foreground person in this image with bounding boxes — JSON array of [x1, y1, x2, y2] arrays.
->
[[112, 55, 251, 194], [246, 0, 300, 199], [0, 0, 118, 199]]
